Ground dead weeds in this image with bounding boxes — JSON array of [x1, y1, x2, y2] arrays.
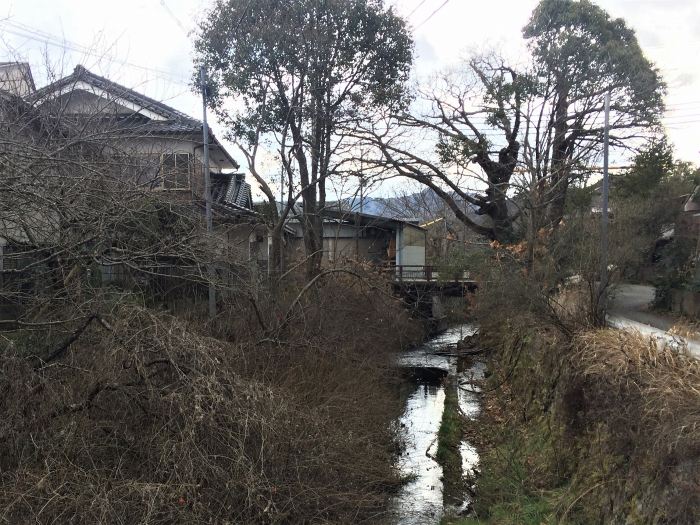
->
[[0, 274, 422, 524]]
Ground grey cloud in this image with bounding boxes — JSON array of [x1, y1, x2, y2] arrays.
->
[[675, 73, 695, 88]]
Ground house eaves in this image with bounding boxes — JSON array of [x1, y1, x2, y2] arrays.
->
[[30, 65, 195, 123], [28, 65, 239, 169]]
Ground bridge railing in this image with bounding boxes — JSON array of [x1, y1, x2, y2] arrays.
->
[[389, 265, 470, 283]]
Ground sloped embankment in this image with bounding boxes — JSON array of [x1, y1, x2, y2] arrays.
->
[[0, 275, 424, 524], [453, 317, 700, 525]]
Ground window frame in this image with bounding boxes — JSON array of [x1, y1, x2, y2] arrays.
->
[[159, 152, 193, 190]]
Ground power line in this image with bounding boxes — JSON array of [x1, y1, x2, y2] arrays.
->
[[407, 0, 428, 18], [665, 100, 700, 108], [664, 116, 700, 123], [160, 0, 188, 35], [0, 19, 192, 86], [664, 120, 700, 127], [414, 0, 450, 29]]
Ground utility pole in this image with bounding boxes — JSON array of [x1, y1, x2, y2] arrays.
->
[[200, 66, 216, 319], [599, 91, 611, 324], [359, 177, 365, 216], [280, 166, 284, 209], [355, 154, 366, 259], [279, 165, 284, 273]]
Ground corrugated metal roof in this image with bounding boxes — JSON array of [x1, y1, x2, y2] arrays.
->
[[321, 209, 426, 230]]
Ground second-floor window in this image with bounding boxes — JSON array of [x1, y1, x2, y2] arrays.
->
[[160, 153, 192, 189]]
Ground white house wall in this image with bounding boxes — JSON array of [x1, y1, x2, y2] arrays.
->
[[57, 90, 138, 116], [0, 63, 34, 97], [400, 245, 426, 266], [40, 81, 166, 121], [125, 138, 231, 173], [396, 224, 426, 267]]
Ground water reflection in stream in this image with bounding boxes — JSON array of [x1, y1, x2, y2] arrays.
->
[[392, 324, 481, 524], [393, 382, 445, 524]]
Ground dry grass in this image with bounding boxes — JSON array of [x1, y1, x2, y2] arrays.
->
[[566, 329, 700, 524], [668, 317, 700, 341], [0, 273, 422, 524], [468, 238, 700, 523], [472, 285, 700, 524]]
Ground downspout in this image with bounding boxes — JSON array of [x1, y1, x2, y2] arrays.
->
[[396, 226, 402, 267]]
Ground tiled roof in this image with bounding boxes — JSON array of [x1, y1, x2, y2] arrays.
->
[[211, 173, 254, 214], [116, 119, 202, 135], [29, 65, 239, 169], [31, 65, 198, 124], [226, 177, 252, 208]]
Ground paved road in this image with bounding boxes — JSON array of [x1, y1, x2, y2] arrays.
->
[[608, 284, 700, 359]]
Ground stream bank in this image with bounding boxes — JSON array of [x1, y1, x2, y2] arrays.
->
[[451, 312, 700, 525]]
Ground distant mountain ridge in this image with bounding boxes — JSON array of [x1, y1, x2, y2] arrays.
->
[[264, 187, 509, 230], [336, 188, 487, 225]]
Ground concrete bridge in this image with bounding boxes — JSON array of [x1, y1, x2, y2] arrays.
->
[[387, 265, 477, 328], [388, 265, 478, 295]]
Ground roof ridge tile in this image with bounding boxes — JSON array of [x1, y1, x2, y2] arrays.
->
[[31, 65, 198, 124]]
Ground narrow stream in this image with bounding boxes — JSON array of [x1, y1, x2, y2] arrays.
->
[[392, 324, 482, 524]]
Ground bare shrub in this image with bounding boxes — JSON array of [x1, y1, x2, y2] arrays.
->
[[0, 61, 428, 522], [0, 271, 421, 524]]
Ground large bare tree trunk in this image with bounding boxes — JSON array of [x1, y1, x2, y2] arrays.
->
[[546, 87, 570, 228], [302, 211, 324, 281], [492, 189, 513, 243]]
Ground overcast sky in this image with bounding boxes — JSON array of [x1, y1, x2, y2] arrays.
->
[[2, 0, 699, 196]]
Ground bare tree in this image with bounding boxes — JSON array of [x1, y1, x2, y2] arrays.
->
[[355, 55, 524, 242], [356, 0, 665, 249]]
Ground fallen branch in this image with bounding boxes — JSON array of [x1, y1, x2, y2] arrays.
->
[[37, 313, 113, 369], [39, 314, 98, 367]]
